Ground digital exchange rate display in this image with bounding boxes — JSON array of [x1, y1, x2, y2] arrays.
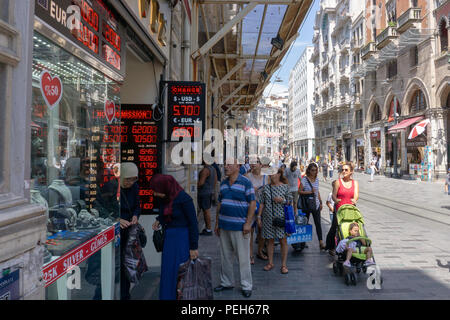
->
[[167, 82, 206, 141], [121, 105, 162, 215]]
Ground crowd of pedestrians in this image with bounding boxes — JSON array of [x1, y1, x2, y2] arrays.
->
[[134, 156, 362, 300]]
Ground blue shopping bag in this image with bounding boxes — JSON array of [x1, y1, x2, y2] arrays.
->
[[284, 205, 296, 234]]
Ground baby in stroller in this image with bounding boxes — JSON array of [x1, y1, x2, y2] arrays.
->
[[336, 222, 375, 268]]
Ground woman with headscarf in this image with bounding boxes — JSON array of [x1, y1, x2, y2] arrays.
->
[[151, 174, 199, 300], [119, 162, 141, 300]]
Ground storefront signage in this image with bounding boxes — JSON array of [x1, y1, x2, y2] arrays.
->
[[42, 225, 116, 287], [35, 0, 125, 77], [120, 104, 163, 214], [167, 81, 206, 141], [370, 131, 380, 140], [406, 135, 427, 148], [138, 0, 167, 46], [40, 70, 63, 109], [0, 270, 20, 300]]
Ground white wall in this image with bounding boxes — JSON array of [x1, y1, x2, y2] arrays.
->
[[120, 49, 164, 267]]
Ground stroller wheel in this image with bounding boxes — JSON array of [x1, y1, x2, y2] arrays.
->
[[345, 274, 351, 286], [350, 273, 357, 286], [333, 262, 338, 275], [362, 266, 367, 274], [356, 267, 361, 274], [338, 263, 344, 275]]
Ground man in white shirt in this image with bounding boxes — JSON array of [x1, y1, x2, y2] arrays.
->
[[285, 161, 301, 212]]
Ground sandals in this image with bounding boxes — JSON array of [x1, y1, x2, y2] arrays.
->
[[263, 263, 274, 271], [281, 266, 289, 274], [256, 252, 268, 261]]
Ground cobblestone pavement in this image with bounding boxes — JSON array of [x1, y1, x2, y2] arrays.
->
[[134, 172, 450, 300], [208, 173, 450, 300]]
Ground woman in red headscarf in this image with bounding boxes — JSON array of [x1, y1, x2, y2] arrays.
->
[[150, 174, 199, 300]]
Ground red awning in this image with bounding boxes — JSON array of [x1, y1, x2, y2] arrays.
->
[[388, 116, 424, 132]]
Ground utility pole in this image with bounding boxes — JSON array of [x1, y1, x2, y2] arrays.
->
[[392, 96, 399, 178]]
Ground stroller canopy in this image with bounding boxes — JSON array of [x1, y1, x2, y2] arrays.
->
[[337, 204, 365, 225]]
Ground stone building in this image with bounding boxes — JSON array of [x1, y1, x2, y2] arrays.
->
[[360, 0, 449, 180], [289, 46, 316, 161]]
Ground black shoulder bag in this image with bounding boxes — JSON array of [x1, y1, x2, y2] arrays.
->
[[270, 185, 285, 228], [301, 178, 317, 214]]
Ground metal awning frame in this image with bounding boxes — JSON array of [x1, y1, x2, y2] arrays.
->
[[193, 0, 313, 111]]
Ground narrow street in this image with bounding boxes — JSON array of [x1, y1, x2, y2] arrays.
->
[[191, 173, 450, 300]]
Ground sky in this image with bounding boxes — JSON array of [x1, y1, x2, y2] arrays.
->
[[263, 0, 319, 97]]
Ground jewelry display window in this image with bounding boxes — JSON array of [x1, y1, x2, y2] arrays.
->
[[30, 32, 121, 300]]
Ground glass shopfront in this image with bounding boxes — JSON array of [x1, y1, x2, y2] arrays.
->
[[31, 31, 121, 300], [385, 131, 401, 175]]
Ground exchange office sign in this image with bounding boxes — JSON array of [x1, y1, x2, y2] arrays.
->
[[167, 81, 206, 141], [35, 0, 125, 77]]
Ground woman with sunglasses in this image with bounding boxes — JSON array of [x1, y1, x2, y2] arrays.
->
[[325, 161, 359, 256], [299, 163, 325, 251]]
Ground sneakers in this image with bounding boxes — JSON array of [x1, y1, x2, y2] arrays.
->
[[200, 229, 213, 236], [343, 260, 351, 268], [364, 259, 376, 267]]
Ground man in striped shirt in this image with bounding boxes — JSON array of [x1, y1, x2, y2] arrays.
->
[[214, 160, 256, 298]]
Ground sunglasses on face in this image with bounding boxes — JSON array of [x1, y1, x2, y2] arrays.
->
[[342, 168, 350, 172]]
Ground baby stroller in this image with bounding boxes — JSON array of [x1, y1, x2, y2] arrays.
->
[[332, 205, 380, 286]]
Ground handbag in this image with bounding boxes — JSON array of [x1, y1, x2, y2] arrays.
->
[[137, 223, 147, 248], [284, 204, 296, 234], [152, 227, 165, 252], [123, 224, 148, 283], [270, 185, 286, 228], [300, 177, 317, 213], [177, 257, 213, 300]]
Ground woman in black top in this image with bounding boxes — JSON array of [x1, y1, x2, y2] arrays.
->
[[151, 174, 199, 300], [119, 162, 141, 300]]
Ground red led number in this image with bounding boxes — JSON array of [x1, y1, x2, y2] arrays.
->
[[133, 135, 157, 143], [173, 105, 200, 116]]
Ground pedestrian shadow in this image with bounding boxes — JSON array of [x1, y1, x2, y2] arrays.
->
[[437, 259, 450, 272], [441, 206, 450, 210]]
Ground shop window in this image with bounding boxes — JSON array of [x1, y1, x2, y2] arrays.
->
[[371, 104, 382, 122], [439, 19, 448, 53], [410, 90, 427, 113], [31, 32, 121, 261]]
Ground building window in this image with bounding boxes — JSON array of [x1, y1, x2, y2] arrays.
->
[[371, 104, 382, 122], [410, 90, 427, 113], [410, 46, 419, 66], [355, 109, 363, 129], [387, 59, 397, 79], [439, 19, 448, 53]]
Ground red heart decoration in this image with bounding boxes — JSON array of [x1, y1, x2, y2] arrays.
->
[[104, 100, 116, 124], [40, 71, 63, 109]]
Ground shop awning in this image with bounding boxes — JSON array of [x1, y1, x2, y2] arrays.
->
[[387, 116, 424, 132]]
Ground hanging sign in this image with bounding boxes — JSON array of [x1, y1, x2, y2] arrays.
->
[[167, 81, 206, 141], [40, 70, 63, 109], [120, 104, 163, 214]]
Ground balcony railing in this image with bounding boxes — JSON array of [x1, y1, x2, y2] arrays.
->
[[397, 8, 422, 33], [361, 42, 377, 60], [376, 25, 398, 49]]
